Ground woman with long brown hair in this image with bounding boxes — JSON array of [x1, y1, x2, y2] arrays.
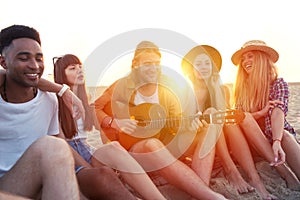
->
[[53, 54, 165, 200]]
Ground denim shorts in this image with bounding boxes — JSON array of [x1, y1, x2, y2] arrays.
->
[[68, 139, 93, 173]]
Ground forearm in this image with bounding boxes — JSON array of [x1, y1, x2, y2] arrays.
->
[[271, 107, 285, 141], [38, 78, 63, 93], [94, 91, 114, 126], [0, 71, 64, 93], [251, 110, 263, 120]]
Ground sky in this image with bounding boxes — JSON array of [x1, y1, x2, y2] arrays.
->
[[1, 0, 299, 86]]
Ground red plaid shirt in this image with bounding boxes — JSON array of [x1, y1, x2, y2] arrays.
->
[[264, 78, 296, 143]]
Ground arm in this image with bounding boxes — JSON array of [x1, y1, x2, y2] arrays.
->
[[38, 78, 85, 120], [94, 82, 137, 135], [269, 106, 286, 166], [94, 84, 115, 126], [271, 107, 285, 141], [251, 110, 264, 120], [250, 100, 283, 120], [0, 191, 30, 200], [1, 70, 84, 119]]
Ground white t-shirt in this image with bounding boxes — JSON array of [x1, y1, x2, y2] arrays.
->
[[73, 118, 103, 150], [134, 86, 159, 105], [74, 118, 87, 139], [0, 90, 59, 177]]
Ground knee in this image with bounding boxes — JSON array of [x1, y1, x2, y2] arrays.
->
[[143, 138, 164, 151], [282, 130, 294, 143], [109, 141, 126, 150], [241, 112, 255, 125], [32, 136, 74, 165]]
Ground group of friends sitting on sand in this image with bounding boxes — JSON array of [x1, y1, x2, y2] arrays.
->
[[0, 24, 300, 200]]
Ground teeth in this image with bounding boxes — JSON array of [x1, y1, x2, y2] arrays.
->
[[26, 73, 38, 77]]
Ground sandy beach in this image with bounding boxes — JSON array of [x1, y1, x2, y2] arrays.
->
[[88, 82, 300, 200]]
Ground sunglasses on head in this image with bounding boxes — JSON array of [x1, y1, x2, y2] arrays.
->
[[52, 56, 63, 66]]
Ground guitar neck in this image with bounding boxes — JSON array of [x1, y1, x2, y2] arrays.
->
[[131, 104, 245, 129], [141, 114, 213, 130]]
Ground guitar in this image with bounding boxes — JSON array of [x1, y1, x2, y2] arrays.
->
[[102, 103, 245, 150]]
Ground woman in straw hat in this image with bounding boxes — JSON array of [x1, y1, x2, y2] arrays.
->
[[231, 40, 300, 191], [182, 45, 279, 199]]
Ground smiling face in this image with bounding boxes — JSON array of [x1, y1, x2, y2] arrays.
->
[[133, 52, 161, 84], [192, 53, 212, 79], [64, 64, 85, 86], [240, 51, 255, 74], [1, 38, 44, 87]]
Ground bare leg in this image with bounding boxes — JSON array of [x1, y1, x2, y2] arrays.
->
[[130, 138, 227, 200], [0, 136, 80, 200], [77, 166, 137, 200], [91, 141, 166, 200], [190, 126, 216, 185], [216, 130, 254, 194], [281, 131, 300, 181], [240, 113, 300, 190], [0, 191, 30, 200], [224, 124, 278, 199]]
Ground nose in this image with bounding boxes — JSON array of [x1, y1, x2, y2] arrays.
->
[[28, 59, 40, 70], [77, 67, 83, 74]]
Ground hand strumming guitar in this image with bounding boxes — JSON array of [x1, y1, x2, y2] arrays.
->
[[112, 118, 138, 135]]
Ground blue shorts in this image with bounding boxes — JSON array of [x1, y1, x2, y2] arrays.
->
[[68, 139, 93, 173]]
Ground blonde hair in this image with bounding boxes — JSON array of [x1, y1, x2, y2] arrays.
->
[[233, 51, 278, 112]]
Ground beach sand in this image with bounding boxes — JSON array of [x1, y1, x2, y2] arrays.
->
[[87, 82, 300, 200]]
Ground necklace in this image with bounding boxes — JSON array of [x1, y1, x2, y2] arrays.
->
[[1, 77, 37, 102]]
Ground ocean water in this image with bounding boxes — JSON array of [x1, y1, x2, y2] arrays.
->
[[286, 82, 300, 132]]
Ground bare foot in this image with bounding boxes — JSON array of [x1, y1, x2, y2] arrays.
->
[[225, 170, 254, 194], [248, 179, 277, 200]]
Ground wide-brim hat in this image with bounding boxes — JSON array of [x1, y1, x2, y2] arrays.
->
[[181, 45, 222, 76], [231, 40, 279, 66]]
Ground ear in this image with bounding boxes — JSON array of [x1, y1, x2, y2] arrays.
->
[[132, 59, 137, 68], [0, 56, 7, 69]]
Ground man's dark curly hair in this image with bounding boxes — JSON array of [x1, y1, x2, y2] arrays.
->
[[0, 24, 41, 55]]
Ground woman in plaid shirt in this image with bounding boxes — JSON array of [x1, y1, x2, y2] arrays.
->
[[231, 40, 300, 191]]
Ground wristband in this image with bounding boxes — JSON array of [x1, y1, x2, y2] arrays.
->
[[272, 138, 281, 143], [108, 117, 114, 127], [57, 84, 70, 97], [102, 116, 113, 128]]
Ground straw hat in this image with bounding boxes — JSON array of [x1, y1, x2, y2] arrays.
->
[[181, 45, 222, 76], [231, 40, 279, 66]]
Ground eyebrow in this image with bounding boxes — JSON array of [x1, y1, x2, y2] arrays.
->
[[17, 51, 43, 57]]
